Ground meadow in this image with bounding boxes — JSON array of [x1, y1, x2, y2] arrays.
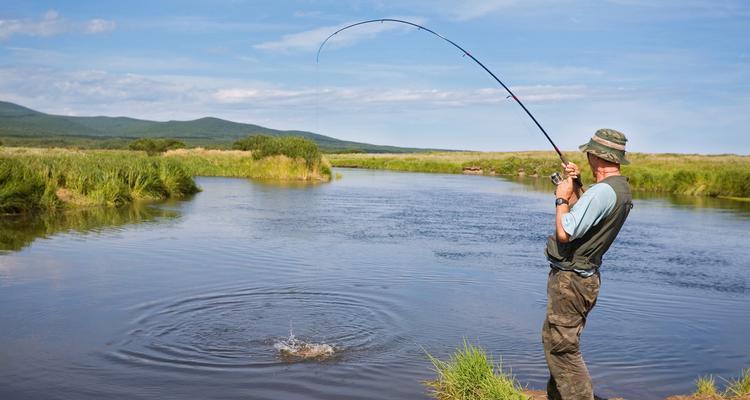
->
[[328, 151, 750, 200], [0, 146, 331, 214]]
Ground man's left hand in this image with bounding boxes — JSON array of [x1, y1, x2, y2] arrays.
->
[[555, 177, 574, 201]]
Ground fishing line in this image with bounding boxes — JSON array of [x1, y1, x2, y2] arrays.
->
[[316, 18, 583, 186]]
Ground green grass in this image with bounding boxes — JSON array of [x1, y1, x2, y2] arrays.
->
[[424, 341, 527, 400], [328, 151, 750, 200], [695, 375, 719, 398], [233, 135, 323, 168], [724, 369, 750, 398], [0, 148, 199, 213], [163, 148, 332, 181], [0, 146, 332, 214]]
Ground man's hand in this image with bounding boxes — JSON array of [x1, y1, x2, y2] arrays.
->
[[555, 177, 574, 201], [562, 162, 580, 179]]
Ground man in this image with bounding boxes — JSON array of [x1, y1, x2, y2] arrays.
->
[[542, 128, 633, 400]]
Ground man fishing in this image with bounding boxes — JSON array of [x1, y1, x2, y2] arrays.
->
[[542, 128, 633, 400], [318, 22, 635, 398]]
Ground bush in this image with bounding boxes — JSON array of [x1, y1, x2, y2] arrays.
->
[[129, 138, 186, 156], [232, 135, 322, 167], [232, 134, 273, 151]]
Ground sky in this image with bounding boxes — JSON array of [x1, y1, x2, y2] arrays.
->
[[1, 0, 749, 153]]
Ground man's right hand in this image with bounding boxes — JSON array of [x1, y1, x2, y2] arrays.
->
[[562, 162, 580, 179]]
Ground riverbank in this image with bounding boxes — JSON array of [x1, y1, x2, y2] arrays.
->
[[163, 148, 332, 181], [426, 342, 750, 400], [0, 147, 331, 213], [328, 151, 750, 200]]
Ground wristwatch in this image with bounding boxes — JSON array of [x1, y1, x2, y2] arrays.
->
[[555, 198, 569, 206]]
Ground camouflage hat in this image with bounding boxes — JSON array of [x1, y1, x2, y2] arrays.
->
[[578, 128, 629, 165]]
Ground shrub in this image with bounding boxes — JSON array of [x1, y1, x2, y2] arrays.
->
[[129, 138, 186, 156], [232, 135, 322, 167]]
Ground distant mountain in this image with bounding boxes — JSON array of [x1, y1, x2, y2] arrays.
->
[[0, 100, 438, 153]]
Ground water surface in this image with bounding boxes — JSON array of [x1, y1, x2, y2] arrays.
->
[[1, 169, 748, 399]]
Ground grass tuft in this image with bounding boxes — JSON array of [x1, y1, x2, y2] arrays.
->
[[724, 368, 750, 398], [695, 375, 719, 398], [424, 340, 527, 400]]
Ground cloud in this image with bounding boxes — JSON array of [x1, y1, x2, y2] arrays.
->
[[254, 16, 427, 52], [0, 10, 115, 40], [85, 19, 116, 34]]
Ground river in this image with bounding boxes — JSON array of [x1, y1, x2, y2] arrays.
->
[[1, 168, 748, 399]]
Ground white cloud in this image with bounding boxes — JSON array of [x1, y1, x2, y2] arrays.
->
[[85, 19, 116, 34], [0, 10, 115, 40], [254, 16, 427, 53]]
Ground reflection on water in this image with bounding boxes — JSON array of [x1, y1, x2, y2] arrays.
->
[[0, 202, 180, 252]]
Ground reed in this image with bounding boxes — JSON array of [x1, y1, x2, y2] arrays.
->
[[694, 376, 719, 398], [0, 147, 199, 213], [724, 369, 750, 398], [328, 151, 750, 200], [423, 341, 527, 400], [163, 148, 332, 181]]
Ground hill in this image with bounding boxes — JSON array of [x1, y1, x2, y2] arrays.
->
[[0, 100, 436, 153]]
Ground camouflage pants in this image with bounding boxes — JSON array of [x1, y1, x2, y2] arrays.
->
[[542, 269, 600, 400]]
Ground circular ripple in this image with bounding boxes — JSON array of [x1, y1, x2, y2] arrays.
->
[[105, 285, 406, 370]]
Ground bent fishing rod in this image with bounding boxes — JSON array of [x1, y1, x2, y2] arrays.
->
[[317, 18, 584, 189]]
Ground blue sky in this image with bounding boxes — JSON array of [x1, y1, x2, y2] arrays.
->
[[1, 1, 748, 153]]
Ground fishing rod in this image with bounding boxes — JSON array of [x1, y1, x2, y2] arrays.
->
[[317, 18, 584, 189]]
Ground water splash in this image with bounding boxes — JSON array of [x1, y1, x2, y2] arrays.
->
[[273, 324, 335, 361]]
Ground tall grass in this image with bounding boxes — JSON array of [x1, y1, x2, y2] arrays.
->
[[724, 369, 750, 398], [164, 148, 332, 181], [424, 341, 527, 400], [329, 151, 750, 199], [0, 148, 199, 213], [694, 375, 719, 398]]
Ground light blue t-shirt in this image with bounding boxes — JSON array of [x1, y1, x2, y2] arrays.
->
[[562, 183, 617, 240]]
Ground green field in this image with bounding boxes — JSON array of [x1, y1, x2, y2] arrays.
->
[[328, 151, 750, 200], [0, 147, 331, 214]]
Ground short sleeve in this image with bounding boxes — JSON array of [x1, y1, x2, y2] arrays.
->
[[561, 183, 617, 240]]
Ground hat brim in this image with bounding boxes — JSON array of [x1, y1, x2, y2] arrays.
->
[[579, 142, 630, 165]]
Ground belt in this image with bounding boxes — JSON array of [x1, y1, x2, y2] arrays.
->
[[549, 262, 599, 278]]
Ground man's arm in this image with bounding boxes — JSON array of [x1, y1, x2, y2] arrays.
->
[[555, 177, 575, 243], [555, 183, 617, 243]]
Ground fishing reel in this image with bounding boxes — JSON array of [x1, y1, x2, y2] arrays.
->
[[550, 172, 564, 186]]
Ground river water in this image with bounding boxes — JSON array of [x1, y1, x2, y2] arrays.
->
[[1, 168, 748, 400]]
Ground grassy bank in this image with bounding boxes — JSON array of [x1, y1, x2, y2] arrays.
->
[[0, 147, 199, 213], [329, 151, 750, 200], [164, 148, 332, 181], [427, 342, 750, 400], [424, 341, 527, 400], [0, 147, 331, 214]]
